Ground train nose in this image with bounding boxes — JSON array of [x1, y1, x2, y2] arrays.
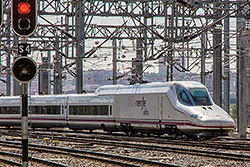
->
[[204, 114, 235, 127], [219, 119, 235, 127], [198, 106, 235, 127]]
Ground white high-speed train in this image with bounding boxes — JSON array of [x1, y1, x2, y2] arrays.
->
[[0, 81, 235, 138]]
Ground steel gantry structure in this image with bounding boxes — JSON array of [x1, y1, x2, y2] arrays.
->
[[0, 0, 250, 136]]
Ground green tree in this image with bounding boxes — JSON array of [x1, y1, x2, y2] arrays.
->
[[230, 104, 237, 122]]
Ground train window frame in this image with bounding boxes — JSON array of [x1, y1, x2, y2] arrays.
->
[[189, 88, 213, 106], [30, 105, 61, 115], [69, 105, 109, 116], [61, 105, 65, 115], [109, 105, 112, 116], [176, 85, 194, 106], [0, 106, 20, 114]]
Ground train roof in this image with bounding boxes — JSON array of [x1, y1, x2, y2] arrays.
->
[[0, 96, 21, 106], [0, 94, 113, 106], [95, 81, 205, 95], [29, 94, 113, 105]]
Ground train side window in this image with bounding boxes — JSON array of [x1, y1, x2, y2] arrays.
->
[[189, 88, 212, 106], [92, 106, 98, 115], [13, 106, 20, 114], [78, 106, 84, 115], [41, 106, 46, 114], [46, 106, 51, 114], [69, 105, 109, 115], [176, 85, 193, 106], [97, 106, 108, 115], [0, 106, 20, 114], [51, 106, 60, 114], [61, 105, 64, 115], [30, 106, 60, 115], [69, 106, 77, 115], [85, 106, 91, 115], [180, 91, 192, 105], [109, 106, 112, 115], [33, 106, 41, 114]]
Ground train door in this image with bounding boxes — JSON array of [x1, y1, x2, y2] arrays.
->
[[162, 94, 173, 119], [62, 100, 68, 127], [65, 96, 69, 127], [158, 95, 164, 130], [111, 96, 120, 130]]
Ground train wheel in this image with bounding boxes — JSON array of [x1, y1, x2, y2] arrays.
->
[[126, 131, 135, 136], [182, 135, 188, 140], [172, 134, 177, 139], [188, 135, 198, 140]]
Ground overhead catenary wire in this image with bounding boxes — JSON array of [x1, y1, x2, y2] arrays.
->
[[146, 1, 250, 60]]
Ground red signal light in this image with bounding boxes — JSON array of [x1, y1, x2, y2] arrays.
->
[[18, 2, 30, 15], [12, 0, 37, 36]]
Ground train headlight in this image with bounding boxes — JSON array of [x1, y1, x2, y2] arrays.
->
[[190, 114, 202, 120]]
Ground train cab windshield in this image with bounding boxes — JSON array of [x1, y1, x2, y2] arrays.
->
[[176, 85, 212, 106]]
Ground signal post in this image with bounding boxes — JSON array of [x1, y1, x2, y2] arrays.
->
[[0, 0, 2, 27], [11, 0, 37, 166]]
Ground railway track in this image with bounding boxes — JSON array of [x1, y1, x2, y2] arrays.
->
[[0, 155, 22, 166], [20, 129, 250, 162], [2, 128, 250, 152], [1, 128, 250, 166], [28, 129, 250, 152], [0, 140, 182, 167], [0, 150, 69, 167], [45, 135, 250, 161]]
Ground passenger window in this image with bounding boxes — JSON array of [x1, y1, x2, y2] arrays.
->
[[189, 88, 212, 106], [109, 106, 112, 115], [69, 105, 109, 115], [179, 91, 192, 105], [176, 85, 193, 106], [0, 106, 20, 114], [30, 106, 60, 114]]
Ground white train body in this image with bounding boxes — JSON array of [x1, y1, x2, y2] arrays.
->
[[0, 81, 235, 137]]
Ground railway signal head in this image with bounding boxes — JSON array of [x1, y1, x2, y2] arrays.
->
[[11, 0, 37, 37], [12, 56, 37, 83]]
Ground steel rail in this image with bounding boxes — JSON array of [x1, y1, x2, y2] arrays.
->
[[0, 149, 69, 167], [2, 128, 250, 151], [0, 141, 183, 167], [2, 129, 250, 162], [0, 156, 22, 166], [46, 135, 250, 162], [29, 129, 250, 151]]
